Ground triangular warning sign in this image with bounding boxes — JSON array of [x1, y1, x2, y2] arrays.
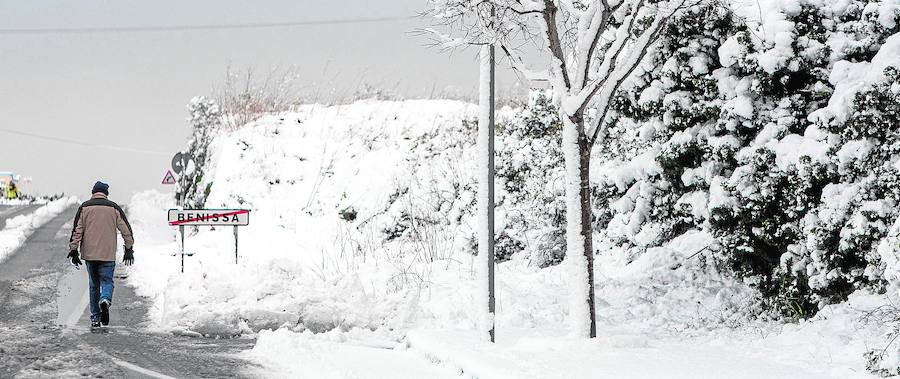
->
[[162, 170, 177, 185]]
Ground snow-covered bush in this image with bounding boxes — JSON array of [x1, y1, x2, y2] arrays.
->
[[493, 91, 566, 267], [376, 91, 567, 268], [598, 3, 737, 261], [595, 0, 900, 319], [793, 59, 900, 309], [177, 96, 222, 209]]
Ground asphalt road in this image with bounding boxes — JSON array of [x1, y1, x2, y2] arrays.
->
[[0, 205, 258, 378]]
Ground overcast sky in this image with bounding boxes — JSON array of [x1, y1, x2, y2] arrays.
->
[[0, 0, 525, 201]]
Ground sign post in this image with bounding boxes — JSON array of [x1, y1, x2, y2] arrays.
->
[[169, 151, 196, 264], [167, 209, 251, 272], [179, 224, 185, 273]]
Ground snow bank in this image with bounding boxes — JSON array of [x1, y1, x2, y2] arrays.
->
[[595, 230, 762, 334], [247, 328, 457, 378], [0, 198, 41, 206], [126, 99, 763, 356], [720, 292, 892, 378], [407, 311, 879, 379], [402, 228, 764, 338], [407, 290, 892, 379], [127, 100, 481, 337], [0, 197, 78, 264]]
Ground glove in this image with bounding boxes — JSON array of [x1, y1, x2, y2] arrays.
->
[[123, 247, 134, 266], [68, 250, 82, 266]]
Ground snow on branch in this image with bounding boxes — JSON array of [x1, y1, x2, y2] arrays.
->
[[584, 0, 698, 143], [427, 0, 697, 140], [500, 44, 551, 81]]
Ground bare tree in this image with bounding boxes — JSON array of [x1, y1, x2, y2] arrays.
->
[[214, 66, 303, 129], [428, 0, 693, 338]]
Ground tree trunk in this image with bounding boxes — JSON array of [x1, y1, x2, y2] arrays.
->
[[579, 128, 597, 339], [562, 111, 597, 338]]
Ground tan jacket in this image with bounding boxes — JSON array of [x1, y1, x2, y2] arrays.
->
[[68, 193, 135, 262]]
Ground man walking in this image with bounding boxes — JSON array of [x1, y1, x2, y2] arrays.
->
[[67, 181, 135, 328]]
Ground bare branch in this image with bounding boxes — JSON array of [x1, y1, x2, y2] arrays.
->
[[500, 43, 551, 81], [414, 27, 480, 51]]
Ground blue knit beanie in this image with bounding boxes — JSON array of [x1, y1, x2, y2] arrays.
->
[[92, 181, 109, 195]]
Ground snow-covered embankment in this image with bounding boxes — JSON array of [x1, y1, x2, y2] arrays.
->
[[0, 197, 79, 264]]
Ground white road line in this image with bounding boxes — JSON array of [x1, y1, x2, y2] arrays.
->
[[112, 358, 180, 379]]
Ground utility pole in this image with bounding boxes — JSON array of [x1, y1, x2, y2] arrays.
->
[[476, 6, 497, 343], [487, 39, 496, 343]]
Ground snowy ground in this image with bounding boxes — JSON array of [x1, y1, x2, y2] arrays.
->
[[119, 99, 899, 377], [409, 291, 888, 379], [247, 328, 460, 378]]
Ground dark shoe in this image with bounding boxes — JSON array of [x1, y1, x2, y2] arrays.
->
[[99, 299, 110, 326], [91, 321, 102, 328]]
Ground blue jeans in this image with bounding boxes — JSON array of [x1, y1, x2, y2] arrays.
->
[[85, 260, 116, 322]]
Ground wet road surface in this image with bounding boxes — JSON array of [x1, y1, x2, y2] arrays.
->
[[0, 206, 258, 378]]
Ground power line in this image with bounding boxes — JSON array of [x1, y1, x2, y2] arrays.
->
[[0, 15, 417, 35], [0, 128, 170, 156]]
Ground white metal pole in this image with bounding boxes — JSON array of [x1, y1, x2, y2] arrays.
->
[[478, 20, 497, 343], [487, 39, 496, 343]]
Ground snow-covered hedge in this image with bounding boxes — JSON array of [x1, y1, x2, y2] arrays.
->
[[595, 0, 900, 319]]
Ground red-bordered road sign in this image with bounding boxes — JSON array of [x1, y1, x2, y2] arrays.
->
[[167, 209, 250, 226], [162, 170, 177, 185]]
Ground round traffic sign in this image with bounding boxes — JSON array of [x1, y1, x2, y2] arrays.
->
[[171, 152, 193, 174]]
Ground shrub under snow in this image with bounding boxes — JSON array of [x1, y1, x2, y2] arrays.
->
[[598, 0, 900, 319]]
